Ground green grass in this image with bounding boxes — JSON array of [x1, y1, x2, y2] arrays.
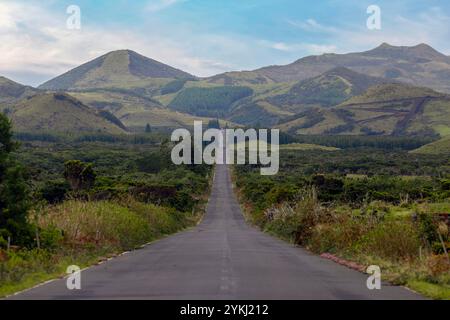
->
[[408, 280, 450, 300], [280, 143, 339, 151], [0, 248, 113, 298], [0, 197, 208, 298], [10, 93, 127, 135], [411, 136, 450, 155]]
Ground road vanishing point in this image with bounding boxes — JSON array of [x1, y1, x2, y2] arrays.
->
[[9, 165, 423, 300]]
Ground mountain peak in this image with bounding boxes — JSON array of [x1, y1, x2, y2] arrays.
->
[[0, 76, 38, 103], [365, 42, 447, 61], [378, 42, 394, 48], [39, 50, 194, 90]]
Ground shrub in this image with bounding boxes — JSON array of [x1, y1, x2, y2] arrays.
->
[[309, 217, 370, 254], [39, 226, 64, 250], [64, 160, 96, 191], [263, 188, 330, 244], [40, 180, 70, 204], [361, 220, 421, 261], [427, 255, 450, 277], [37, 201, 150, 250]]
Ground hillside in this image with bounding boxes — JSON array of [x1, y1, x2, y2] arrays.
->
[[8, 93, 127, 135], [276, 83, 450, 136], [39, 50, 194, 91], [67, 88, 223, 130], [266, 67, 391, 111], [206, 71, 275, 86], [24, 43, 449, 138], [224, 68, 390, 128], [168, 86, 254, 117], [213, 43, 450, 94], [411, 136, 450, 155], [0, 76, 39, 104]]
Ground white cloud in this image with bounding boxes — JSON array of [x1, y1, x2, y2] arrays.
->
[[2, 2, 450, 87], [146, 0, 185, 13], [258, 40, 336, 55], [287, 7, 450, 55], [0, 1, 228, 85], [287, 18, 338, 33]]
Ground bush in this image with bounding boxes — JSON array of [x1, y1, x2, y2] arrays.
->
[[361, 220, 421, 261], [263, 189, 330, 244], [39, 226, 64, 250], [64, 160, 96, 191], [309, 217, 370, 254], [37, 201, 151, 250], [40, 180, 70, 204]]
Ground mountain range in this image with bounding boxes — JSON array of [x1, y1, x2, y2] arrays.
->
[[1, 43, 449, 151]]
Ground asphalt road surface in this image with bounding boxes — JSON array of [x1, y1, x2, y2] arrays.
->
[[9, 165, 423, 300]]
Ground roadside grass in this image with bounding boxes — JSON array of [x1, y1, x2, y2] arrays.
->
[[232, 168, 450, 300], [0, 248, 112, 298], [407, 280, 450, 300], [0, 197, 209, 298]]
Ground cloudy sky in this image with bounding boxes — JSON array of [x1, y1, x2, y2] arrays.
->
[[1, 0, 450, 86]]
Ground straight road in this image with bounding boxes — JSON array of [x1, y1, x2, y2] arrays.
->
[[9, 165, 423, 299]]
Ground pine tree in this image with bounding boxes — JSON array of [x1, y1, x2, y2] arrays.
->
[[145, 123, 152, 133]]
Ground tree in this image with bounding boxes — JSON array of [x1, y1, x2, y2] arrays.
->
[[145, 123, 152, 133], [64, 160, 96, 191], [0, 113, 31, 247]]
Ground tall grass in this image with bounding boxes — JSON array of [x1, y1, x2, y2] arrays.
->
[[241, 186, 450, 299], [0, 198, 201, 297]]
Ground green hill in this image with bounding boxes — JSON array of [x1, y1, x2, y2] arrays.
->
[[39, 50, 194, 91], [276, 83, 450, 136], [411, 136, 450, 155], [168, 86, 253, 117], [225, 68, 390, 128], [255, 43, 450, 93], [206, 71, 275, 86], [266, 67, 391, 111], [8, 93, 127, 135], [26, 43, 450, 136], [0, 76, 39, 104]]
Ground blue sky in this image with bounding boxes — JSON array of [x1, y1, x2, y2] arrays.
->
[[1, 0, 450, 86]]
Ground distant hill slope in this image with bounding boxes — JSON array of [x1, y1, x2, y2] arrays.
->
[[29, 43, 450, 137], [411, 136, 450, 155], [277, 83, 450, 136], [206, 71, 276, 86], [224, 68, 390, 128], [39, 50, 194, 91], [213, 43, 450, 93], [67, 89, 224, 130], [168, 86, 254, 118], [266, 67, 392, 110], [9, 93, 127, 134], [0, 76, 39, 104]]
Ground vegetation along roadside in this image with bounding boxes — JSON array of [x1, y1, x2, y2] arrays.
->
[[0, 114, 214, 297], [232, 138, 450, 300]]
